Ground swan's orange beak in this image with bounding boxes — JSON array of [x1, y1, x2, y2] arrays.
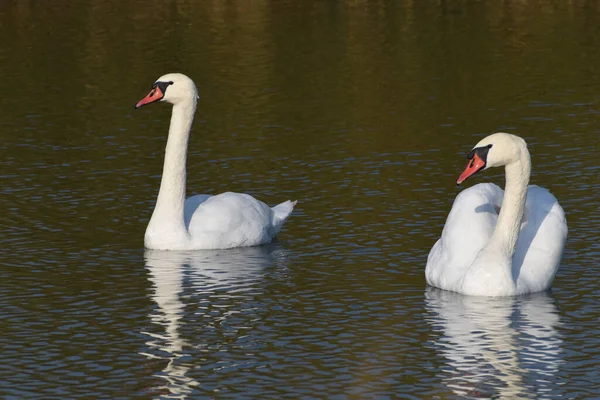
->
[[457, 153, 486, 185], [135, 86, 165, 109]]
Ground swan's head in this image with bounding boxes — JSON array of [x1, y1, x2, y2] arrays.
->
[[457, 132, 528, 184], [135, 73, 199, 109]]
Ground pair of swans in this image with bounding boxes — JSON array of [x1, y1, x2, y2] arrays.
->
[[135, 73, 567, 297]]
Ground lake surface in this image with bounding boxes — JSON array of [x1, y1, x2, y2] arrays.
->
[[1, 1, 599, 398]]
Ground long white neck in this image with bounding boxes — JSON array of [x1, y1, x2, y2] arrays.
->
[[489, 149, 531, 257], [148, 99, 197, 238], [460, 136, 532, 296]]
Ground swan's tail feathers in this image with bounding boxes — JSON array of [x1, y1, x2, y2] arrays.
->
[[271, 200, 297, 235]]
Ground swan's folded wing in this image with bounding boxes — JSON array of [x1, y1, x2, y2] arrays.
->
[[186, 192, 274, 249], [426, 183, 504, 290], [514, 186, 567, 293], [183, 194, 213, 228]]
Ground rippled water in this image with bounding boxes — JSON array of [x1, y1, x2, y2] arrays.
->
[[1, 1, 599, 398]]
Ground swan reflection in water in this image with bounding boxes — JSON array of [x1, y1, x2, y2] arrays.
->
[[141, 244, 289, 399], [425, 288, 563, 399]]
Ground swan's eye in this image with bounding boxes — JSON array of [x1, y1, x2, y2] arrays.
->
[[153, 81, 172, 95], [467, 144, 492, 161]]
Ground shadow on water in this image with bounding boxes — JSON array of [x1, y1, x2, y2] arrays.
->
[[141, 244, 289, 398], [424, 287, 563, 399]]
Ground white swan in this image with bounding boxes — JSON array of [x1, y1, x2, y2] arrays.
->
[[135, 73, 296, 250], [426, 133, 567, 296]]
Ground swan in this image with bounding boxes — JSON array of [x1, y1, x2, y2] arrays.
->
[[135, 73, 296, 250], [426, 132, 567, 296]]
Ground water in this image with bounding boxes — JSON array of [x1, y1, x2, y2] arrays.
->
[[1, 1, 599, 398]]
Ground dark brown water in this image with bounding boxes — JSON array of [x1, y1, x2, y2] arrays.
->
[[1, 1, 599, 398]]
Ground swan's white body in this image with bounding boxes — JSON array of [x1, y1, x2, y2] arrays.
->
[[137, 73, 296, 250], [426, 133, 567, 296]]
